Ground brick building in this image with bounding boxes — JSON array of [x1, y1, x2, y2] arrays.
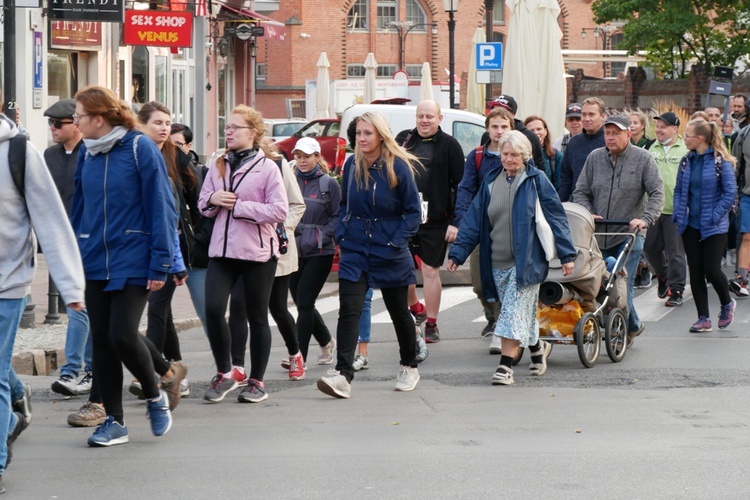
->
[[254, 0, 611, 118]]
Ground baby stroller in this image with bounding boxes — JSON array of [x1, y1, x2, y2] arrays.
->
[[536, 202, 636, 368]]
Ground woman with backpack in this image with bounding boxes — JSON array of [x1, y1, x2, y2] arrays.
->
[[289, 137, 341, 375]]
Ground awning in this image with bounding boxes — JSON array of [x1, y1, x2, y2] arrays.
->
[[217, 3, 286, 41]]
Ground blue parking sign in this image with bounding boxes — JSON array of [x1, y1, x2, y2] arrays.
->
[[475, 43, 503, 71]]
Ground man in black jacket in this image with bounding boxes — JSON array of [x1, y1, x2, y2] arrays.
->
[[396, 100, 465, 343], [482, 94, 545, 170]]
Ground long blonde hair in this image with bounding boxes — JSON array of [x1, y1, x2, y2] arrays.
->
[[215, 104, 281, 178], [688, 118, 736, 167], [353, 111, 418, 189]]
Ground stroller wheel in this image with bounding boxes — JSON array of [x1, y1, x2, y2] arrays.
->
[[604, 309, 628, 363], [574, 312, 600, 368]]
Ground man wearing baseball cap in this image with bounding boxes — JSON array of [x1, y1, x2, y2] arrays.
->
[[553, 103, 583, 156], [485, 94, 545, 169], [644, 112, 688, 307], [573, 114, 664, 347]]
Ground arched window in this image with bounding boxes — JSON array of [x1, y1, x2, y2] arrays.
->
[[377, 0, 398, 31], [348, 0, 369, 31], [406, 0, 427, 31]]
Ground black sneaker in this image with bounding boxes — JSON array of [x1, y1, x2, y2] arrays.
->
[[12, 384, 32, 430], [639, 268, 652, 288], [410, 307, 427, 327], [657, 277, 669, 299], [633, 274, 642, 289], [51, 374, 78, 396], [425, 323, 440, 343], [666, 291, 683, 307], [729, 278, 749, 297], [481, 320, 496, 337]]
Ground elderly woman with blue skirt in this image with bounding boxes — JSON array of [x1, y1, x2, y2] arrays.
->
[[448, 131, 576, 385]]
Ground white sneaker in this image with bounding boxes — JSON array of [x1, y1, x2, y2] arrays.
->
[[179, 377, 190, 397], [318, 338, 336, 365], [491, 365, 514, 385], [353, 354, 369, 371], [316, 370, 351, 399], [394, 366, 420, 392], [75, 371, 93, 395], [489, 335, 502, 355]]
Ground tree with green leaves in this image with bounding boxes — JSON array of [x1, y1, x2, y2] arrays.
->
[[592, 0, 750, 78]]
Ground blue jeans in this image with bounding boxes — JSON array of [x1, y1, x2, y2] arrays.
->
[[0, 296, 27, 473], [186, 267, 208, 335], [59, 307, 92, 378], [8, 367, 23, 403], [357, 288, 374, 343], [602, 234, 645, 333]]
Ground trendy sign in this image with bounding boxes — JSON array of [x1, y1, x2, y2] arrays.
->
[[49, 0, 123, 22], [123, 10, 193, 48]]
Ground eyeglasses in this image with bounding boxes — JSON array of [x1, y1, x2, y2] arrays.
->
[[73, 112, 90, 123], [684, 133, 698, 139], [173, 141, 186, 148], [48, 118, 74, 129], [224, 124, 252, 133]]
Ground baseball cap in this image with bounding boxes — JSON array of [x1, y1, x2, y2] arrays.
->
[[291, 137, 321, 155], [487, 95, 518, 115], [44, 99, 76, 119], [603, 115, 630, 131], [654, 112, 680, 127], [566, 103, 582, 118]]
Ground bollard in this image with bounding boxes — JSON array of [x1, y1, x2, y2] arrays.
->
[[45, 274, 63, 324], [19, 293, 35, 329]]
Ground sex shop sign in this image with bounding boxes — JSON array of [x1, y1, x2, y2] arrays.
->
[[123, 10, 193, 48]]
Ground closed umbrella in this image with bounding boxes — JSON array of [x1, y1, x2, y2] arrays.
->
[[502, 0, 566, 141], [466, 27, 486, 115], [364, 53, 378, 104], [419, 62, 434, 101], [315, 52, 331, 118]]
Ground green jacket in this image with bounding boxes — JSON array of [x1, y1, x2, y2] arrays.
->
[[648, 137, 689, 215]]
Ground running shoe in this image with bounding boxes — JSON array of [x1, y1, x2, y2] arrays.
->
[[68, 401, 106, 427], [203, 373, 239, 402], [689, 316, 712, 333], [160, 361, 188, 411], [424, 323, 440, 344], [12, 384, 32, 430], [353, 354, 369, 371], [76, 371, 93, 395], [51, 374, 78, 396], [237, 379, 268, 403], [87, 416, 129, 447], [489, 335, 502, 355], [657, 277, 669, 299], [481, 320, 496, 338], [410, 306, 427, 327], [146, 389, 172, 437], [230, 366, 248, 384], [394, 366, 420, 392], [666, 291, 683, 307], [718, 299, 736, 329], [318, 339, 336, 365], [729, 278, 749, 297], [6, 412, 25, 466], [180, 378, 190, 397], [317, 370, 351, 399], [288, 352, 306, 381], [128, 379, 145, 400]]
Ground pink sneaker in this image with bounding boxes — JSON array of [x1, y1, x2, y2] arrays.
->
[[230, 366, 248, 384], [288, 353, 306, 381], [718, 299, 736, 329]]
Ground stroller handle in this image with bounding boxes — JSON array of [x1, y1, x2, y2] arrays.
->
[[594, 219, 631, 227]]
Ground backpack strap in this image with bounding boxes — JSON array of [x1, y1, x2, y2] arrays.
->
[[8, 134, 27, 197], [474, 146, 484, 173]]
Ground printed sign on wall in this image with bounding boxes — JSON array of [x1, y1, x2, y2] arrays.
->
[[123, 10, 193, 48]]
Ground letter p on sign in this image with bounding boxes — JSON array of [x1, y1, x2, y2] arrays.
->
[[475, 42, 503, 71]]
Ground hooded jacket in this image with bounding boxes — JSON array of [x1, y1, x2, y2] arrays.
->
[[71, 129, 176, 286], [295, 167, 341, 258], [0, 115, 84, 302], [198, 148, 288, 262], [449, 164, 576, 300]]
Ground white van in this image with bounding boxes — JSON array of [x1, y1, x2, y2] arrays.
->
[[334, 104, 486, 169]]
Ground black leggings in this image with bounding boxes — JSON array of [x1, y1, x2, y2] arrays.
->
[[86, 281, 159, 422], [205, 257, 276, 379], [290, 255, 334, 362], [145, 275, 182, 362], [335, 275, 416, 383], [682, 227, 732, 318], [230, 274, 300, 366]]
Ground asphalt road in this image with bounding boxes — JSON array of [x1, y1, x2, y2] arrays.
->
[[8, 285, 750, 498]]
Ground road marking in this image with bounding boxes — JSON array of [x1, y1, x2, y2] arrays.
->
[[633, 285, 693, 322], [268, 289, 382, 326], [371, 286, 477, 324]]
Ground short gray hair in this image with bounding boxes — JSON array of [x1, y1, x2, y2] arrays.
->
[[498, 130, 532, 161]]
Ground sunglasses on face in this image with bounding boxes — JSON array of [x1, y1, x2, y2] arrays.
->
[[48, 118, 74, 129]]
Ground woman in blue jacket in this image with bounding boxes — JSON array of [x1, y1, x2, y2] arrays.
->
[[71, 86, 175, 446], [673, 119, 738, 332], [316, 111, 421, 399], [447, 131, 576, 386]]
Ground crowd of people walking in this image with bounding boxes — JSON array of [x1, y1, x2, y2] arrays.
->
[[2, 83, 748, 494]]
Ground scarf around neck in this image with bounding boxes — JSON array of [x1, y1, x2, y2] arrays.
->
[[83, 126, 129, 156]]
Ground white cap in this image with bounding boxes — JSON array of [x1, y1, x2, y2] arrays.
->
[[292, 137, 321, 155]]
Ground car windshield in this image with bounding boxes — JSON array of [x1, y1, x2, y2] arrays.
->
[[274, 123, 305, 137], [300, 121, 327, 138]]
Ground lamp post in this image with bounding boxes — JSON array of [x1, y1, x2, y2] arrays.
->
[[389, 21, 438, 71], [581, 26, 615, 77], [443, 0, 459, 109]]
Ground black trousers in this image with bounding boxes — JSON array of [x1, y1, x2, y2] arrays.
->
[[682, 227, 731, 318], [230, 273, 301, 366], [290, 255, 334, 362], [205, 258, 276, 379], [335, 275, 417, 383], [86, 281, 159, 421], [145, 274, 182, 362]]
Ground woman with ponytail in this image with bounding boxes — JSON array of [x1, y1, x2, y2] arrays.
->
[[673, 119, 738, 332]]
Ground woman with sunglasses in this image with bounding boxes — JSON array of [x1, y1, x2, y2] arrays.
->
[[199, 105, 288, 403], [71, 86, 175, 446]]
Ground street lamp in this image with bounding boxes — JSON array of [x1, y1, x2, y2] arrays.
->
[[389, 21, 438, 70], [443, 0, 459, 109], [581, 26, 615, 77]]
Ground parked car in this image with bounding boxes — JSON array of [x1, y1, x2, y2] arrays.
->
[[264, 118, 308, 142], [274, 118, 341, 165], [334, 104, 486, 171]]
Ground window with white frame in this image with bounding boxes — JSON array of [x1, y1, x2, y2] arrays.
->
[[377, 0, 397, 31], [406, 0, 426, 30], [377, 64, 398, 78], [256, 62, 267, 88], [347, 64, 366, 77], [348, 0, 369, 31], [493, 0, 505, 24], [406, 64, 423, 80]]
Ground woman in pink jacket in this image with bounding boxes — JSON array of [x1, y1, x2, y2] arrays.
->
[[198, 105, 288, 403]]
